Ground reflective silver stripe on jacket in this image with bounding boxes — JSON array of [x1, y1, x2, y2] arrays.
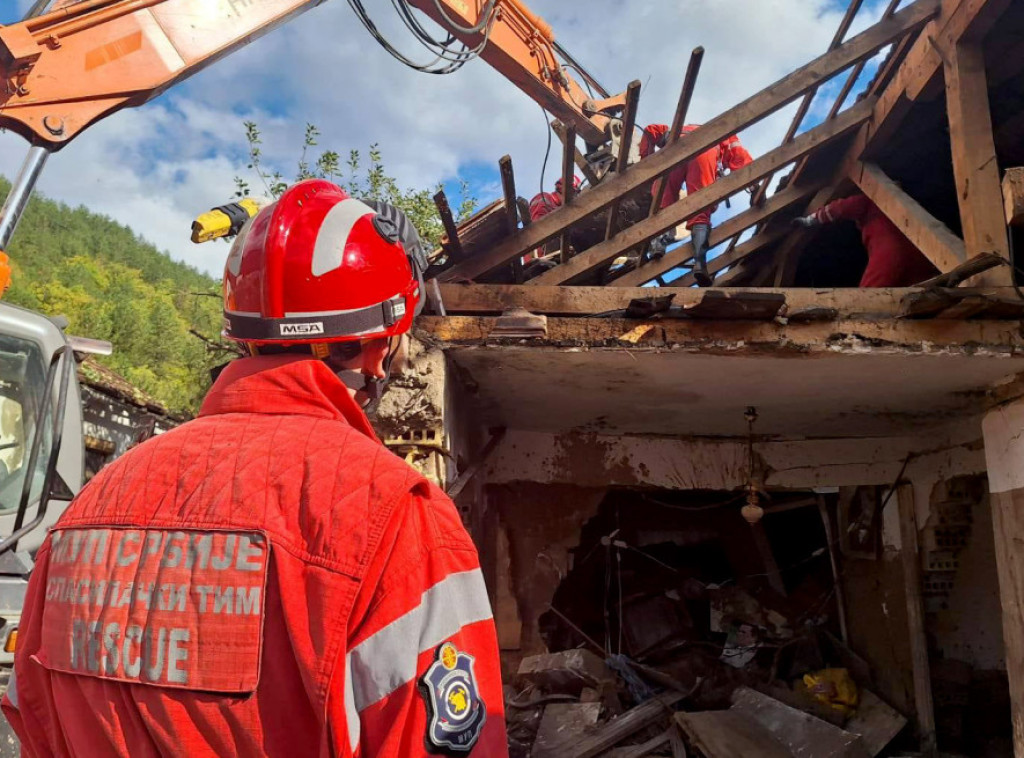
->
[[343, 569, 493, 752]]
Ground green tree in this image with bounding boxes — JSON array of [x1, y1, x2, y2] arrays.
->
[[233, 121, 476, 248], [0, 177, 229, 416]]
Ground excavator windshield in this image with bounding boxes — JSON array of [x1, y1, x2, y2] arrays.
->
[[0, 334, 52, 514]]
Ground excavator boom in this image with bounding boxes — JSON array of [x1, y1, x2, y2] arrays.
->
[[0, 0, 617, 149]]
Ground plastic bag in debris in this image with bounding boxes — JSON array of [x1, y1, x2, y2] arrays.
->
[[801, 668, 859, 715]]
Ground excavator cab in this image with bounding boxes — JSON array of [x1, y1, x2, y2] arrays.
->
[[0, 302, 85, 664]]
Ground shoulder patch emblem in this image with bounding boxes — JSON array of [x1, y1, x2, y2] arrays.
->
[[421, 642, 486, 753]]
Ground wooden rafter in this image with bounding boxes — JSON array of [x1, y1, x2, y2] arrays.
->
[[944, 40, 1011, 284], [558, 123, 577, 264], [648, 47, 705, 219], [613, 182, 821, 287], [605, 80, 642, 240], [529, 99, 874, 285], [851, 161, 967, 272], [436, 0, 939, 284], [768, 0, 1012, 286]]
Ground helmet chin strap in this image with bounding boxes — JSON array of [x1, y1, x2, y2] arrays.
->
[[333, 336, 401, 414]]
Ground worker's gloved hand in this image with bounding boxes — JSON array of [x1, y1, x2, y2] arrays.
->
[[792, 215, 820, 229], [647, 231, 676, 260]]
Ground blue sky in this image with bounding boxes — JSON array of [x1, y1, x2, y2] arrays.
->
[[1, 0, 892, 277]]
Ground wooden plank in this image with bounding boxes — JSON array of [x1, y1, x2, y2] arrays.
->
[[434, 283, 1019, 317], [649, 47, 705, 218], [1002, 167, 1024, 226], [433, 190, 463, 262], [944, 41, 1011, 285], [850, 161, 966, 272], [418, 313, 1024, 351], [552, 120, 600, 187], [559, 123, 577, 265], [896, 483, 937, 755], [499, 155, 523, 283], [553, 691, 684, 758], [675, 711, 794, 758], [438, 0, 939, 283], [914, 251, 1004, 287], [606, 80, 643, 240], [668, 227, 788, 288], [682, 290, 786, 321], [615, 181, 820, 287], [530, 100, 875, 286]]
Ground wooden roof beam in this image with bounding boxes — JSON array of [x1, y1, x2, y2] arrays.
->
[[944, 39, 1011, 285], [529, 99, 874, 285], [436, 0, 939, 283], [614, 183, 818, 287], [860, 0, 1011, 156], [851, 161, 967, 272]]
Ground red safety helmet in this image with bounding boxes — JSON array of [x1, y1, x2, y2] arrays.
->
[[222, 180, 426, 347], [555, 175, 582, 195]]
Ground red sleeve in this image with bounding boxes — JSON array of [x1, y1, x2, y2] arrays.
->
[[813, 194, 872, 224], [640, 124, 669, 158], [327, 484, 507, 757], [721, 137, 753, 171]]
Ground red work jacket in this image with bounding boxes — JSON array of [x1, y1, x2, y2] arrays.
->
[[812, 194, 938, 287], [2, 356, 508, 758], [640, 124, 753, 224]]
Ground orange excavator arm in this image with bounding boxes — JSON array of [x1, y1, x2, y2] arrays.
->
[[0, 0, 623, 292], [0, 0, 620, 150]]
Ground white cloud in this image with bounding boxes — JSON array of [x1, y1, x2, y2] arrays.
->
[[0, 0, 889, 276]]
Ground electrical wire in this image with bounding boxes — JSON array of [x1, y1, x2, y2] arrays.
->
[[538, 103, 553, 195]]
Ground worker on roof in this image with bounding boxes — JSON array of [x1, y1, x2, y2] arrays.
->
[[793, 193, 939, 287], [526, 174, 582, 264], [2, 179, 508, 758], [639, 124, 753, 286]]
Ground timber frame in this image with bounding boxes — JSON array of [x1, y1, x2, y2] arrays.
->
[[429, 0, 1023, 294]]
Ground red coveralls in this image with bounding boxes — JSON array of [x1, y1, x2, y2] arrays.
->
[[526, 191, 563, 261], [2, 356, 508, 758], [811, 194, 939, 287], [639, 124, 753, 226], [528, 191, 562, 222]]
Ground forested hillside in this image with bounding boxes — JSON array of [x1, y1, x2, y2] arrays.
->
[[1, 178, 228, 415]]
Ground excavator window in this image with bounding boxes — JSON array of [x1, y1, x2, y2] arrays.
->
[[0, 336, 52, 514]]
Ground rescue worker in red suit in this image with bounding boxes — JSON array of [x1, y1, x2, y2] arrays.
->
[[526, 175, 581, 263], [2, 180, 509, 758], [639, 124, 753, 286], [793, 193, 939, 287]]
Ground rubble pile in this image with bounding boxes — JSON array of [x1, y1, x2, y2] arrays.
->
[[505, 588, 908, 757]]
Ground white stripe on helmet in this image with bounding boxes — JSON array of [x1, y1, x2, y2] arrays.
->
[[311, 198, 378, 277]]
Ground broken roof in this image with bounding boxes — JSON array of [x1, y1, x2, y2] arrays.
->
[[427, 0, 1022, 295]]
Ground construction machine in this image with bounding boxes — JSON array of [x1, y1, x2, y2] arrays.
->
[[0, 0, 628, 721]]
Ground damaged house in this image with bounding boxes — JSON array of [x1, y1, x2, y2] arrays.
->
[[377, 0, 1024, 755]]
